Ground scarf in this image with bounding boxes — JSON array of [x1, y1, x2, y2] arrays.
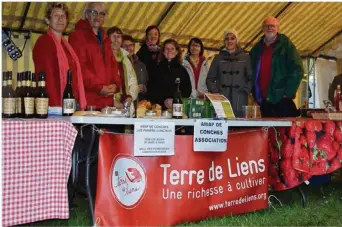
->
[[114, 48, 130, 102], [47, 28, 87, 110], [146, 40, 160, 52]]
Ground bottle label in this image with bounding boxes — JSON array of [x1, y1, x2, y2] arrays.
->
[[339, 101, 342, 112], [36, 98, 49, 115], [27, 80, 32, 87], [63, 98, 76, 114], [16, 97, 22, 114], [32, 81, 37, 88], [24, 97, 35, 115], [38, 81, 46, 87], [17, 81, 21, 87], [173, 104, 183, 117], [3, 98, 16, 114]]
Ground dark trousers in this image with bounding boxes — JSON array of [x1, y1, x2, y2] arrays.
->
[[260, 98, 300, 117]]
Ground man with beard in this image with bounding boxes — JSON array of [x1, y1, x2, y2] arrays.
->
[[250, 16, 303, 117]]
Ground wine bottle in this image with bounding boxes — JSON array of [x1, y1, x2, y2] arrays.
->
[[62, 70, 76, 116], [2, 72, 8, 116], [15, 72, 22, 117], [35, 72, 49, 119], [23, 71, 35, 118], [3, 71, 16, 118], [32, 73, 38, 97], [18, 72, 25, 118], [172, 77, 183, 119]]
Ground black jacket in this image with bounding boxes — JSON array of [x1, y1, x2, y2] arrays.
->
[[136, 43, 159, 76], [148, 58, 192, 108]]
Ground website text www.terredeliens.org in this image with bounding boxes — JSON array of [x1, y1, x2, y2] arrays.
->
[[208, 193, 267, 211]]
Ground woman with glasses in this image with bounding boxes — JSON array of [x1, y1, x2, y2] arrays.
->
[[106, 26, 139, 107], [122, 35, 149, 101], [148, 39, 192, 109], [33, 2, 86, 110], [183, 37, 209, 98], [69, 2, 121, 109], [206, 30, 252, 118]]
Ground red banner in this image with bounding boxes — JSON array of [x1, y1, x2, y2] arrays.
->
[[268, 119, 342, 191], [95, 129, 269, 226]]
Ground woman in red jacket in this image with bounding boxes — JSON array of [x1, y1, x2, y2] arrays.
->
[[33, 3, 86, 110]]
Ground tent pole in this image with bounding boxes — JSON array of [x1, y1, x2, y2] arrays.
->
[[19, 3, 31, 30]]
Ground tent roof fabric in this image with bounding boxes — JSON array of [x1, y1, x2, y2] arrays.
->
[[2, 2, 342, 56]]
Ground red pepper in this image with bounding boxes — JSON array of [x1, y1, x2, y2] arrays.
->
[[327, 158, 341, 173], [311, 159, 328, 175], [280, 142, 293, 159], [336, 122, 342, 131], [288, 124, 296, 138], [324, 121, 336, 137], [314, 121, 323, 132], [299, 135, 308, 147], [334, 128, 342, 142], [306, 131, 317, 149], [331, 141, 340, 151], [296, 121, 305, 129], [295, 127, 302, 139], [317, 137, 335, 161], [337, 148, 342, 160]]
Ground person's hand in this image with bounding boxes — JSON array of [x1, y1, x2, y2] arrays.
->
[[124, 96, 132, 104], [197, 91, 205, 98], [138, 84, 147, 93], [164, 98, 173, 109], [114, 102, 124, 109], [100, 84, 116, 96]]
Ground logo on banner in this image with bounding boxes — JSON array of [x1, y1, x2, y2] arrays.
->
[[111, 155, 147, 208]]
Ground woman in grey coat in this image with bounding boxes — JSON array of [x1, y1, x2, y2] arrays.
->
[[206, 30, 252, 118]]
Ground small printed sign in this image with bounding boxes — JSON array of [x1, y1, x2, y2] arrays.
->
[[193, 119, 228, 152], [134, 121, 175, 156]]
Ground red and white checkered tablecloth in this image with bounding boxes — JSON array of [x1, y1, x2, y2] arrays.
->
[[2, 118, 77, 227]]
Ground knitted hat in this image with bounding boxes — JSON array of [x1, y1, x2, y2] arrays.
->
[[223, 30, 239, 43]]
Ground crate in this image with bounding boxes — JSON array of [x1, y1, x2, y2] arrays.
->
[[311, 112, 342, 120], [183, 98, 215, 118]]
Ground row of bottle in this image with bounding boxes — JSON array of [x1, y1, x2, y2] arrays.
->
[[2, 71, 49, 118]]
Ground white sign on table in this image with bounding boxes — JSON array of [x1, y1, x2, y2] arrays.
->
[[134, 121, 175, 156], [193, 119, 228, 152]]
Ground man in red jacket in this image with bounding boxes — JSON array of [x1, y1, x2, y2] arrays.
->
[[69, 2, 120, 109]]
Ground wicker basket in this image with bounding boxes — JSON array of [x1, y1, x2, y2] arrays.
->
[[311, 112, 342, 120]]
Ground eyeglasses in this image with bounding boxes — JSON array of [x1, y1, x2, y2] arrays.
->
[[87, 9, 106, 17]]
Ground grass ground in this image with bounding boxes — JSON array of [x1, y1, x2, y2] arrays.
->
[[30, 180, 342, 227]]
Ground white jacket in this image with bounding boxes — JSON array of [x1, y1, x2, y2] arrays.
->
[[183, 57, 210, 98], [121, 48, 139, 101]]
